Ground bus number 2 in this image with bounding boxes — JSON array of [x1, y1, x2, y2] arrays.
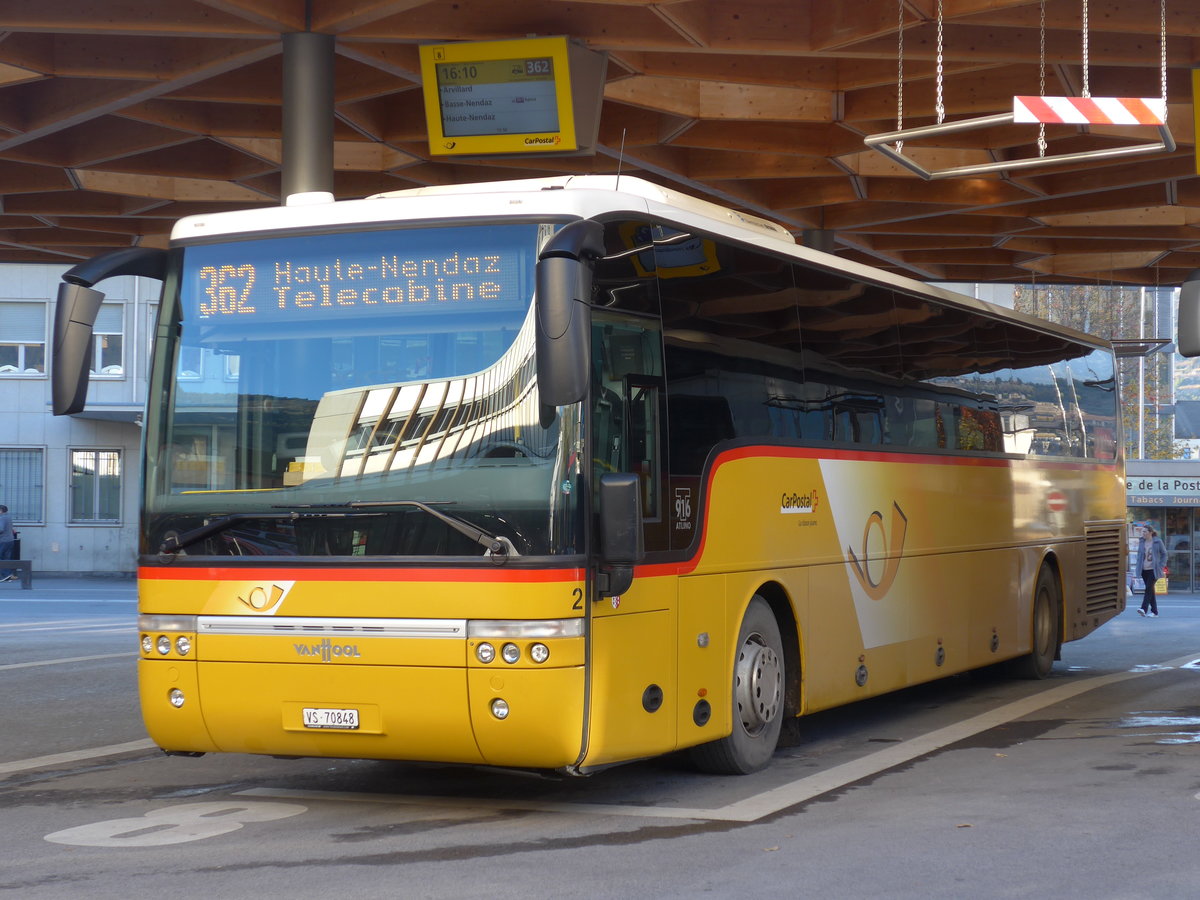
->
[[572, 587, 584, 610]]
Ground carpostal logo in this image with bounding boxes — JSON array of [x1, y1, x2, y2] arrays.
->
[[293, 638, 362, 662], [780, 489, 819, 514], [524, 135, 562, 145]]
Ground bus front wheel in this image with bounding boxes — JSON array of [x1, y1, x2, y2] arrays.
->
[[690, 597, 785, 775], [1009, 565, 1060, 680]]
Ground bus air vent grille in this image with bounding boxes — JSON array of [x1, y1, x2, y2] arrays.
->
[[1083, 524, 1123, 615]]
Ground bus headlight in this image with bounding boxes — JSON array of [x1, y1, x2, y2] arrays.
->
[[156, 636, 171, 655], [501, 643, 521, 664], [529, 643, 550, 664], [491, 698, 510, 719], [175, 636, 191, 656], [169, 689, 186, 708], [476, 642, 496, 664], [141, 635, 154, 654]]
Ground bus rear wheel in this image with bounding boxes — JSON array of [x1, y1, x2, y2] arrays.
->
[[690, 597, 785, 775], [1009, 565, 1060, 680]]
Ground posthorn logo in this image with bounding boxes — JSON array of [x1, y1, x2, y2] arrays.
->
[[847, 502, 908, 601]]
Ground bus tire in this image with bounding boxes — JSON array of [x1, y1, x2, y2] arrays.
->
[[1009, 565, 1060, 680], [690, 596, 785, 775]]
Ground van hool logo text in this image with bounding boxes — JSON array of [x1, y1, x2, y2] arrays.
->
[[780, 490, 819, 514], [294, 639, 361, 662]]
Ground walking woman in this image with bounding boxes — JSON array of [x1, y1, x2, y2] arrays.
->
[[1136, 525, 1167, 617]]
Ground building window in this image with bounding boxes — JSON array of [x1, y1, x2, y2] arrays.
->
[[0, 448, 45, 522], [177, 346, 203, 381], [0, 301, 47, 375], [90, 303, 125, 376], [70, 449, 122, 523]]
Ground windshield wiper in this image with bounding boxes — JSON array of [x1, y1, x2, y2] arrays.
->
[[159, 510, 383, 555], [290, 500, 520, 560]]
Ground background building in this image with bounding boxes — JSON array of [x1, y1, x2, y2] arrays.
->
[[1, 263, 159, 575]]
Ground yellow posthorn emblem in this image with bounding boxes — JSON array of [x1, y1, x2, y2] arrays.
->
[[848, 503, 908, 601]]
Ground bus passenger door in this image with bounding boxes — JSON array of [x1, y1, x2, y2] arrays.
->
[[590, 312, 667, 552], [584, 311, 677, 767]]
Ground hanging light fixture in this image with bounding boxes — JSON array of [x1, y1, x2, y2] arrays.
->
[[863, 0, 1174, 180]]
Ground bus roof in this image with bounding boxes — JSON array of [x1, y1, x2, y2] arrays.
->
[[170, 175, 795, 247], [168, 175, 1110, 353]]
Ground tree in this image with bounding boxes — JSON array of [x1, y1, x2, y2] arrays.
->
[[1013, 284, 1180, 460]]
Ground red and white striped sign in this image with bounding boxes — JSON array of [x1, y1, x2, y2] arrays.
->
[[1013, 96, 1166, 126], [1046, 490, 1069, 513]]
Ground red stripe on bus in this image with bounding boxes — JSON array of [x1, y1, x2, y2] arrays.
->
[[139, 448, 1115, 586], [713, 445, 1116, 471], [632, 444, 1118, 579], [139, 566, 585, 583]]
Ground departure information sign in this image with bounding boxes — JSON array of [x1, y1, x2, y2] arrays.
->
[[435, 56, 559, 138], [420, 37, 606, 157]]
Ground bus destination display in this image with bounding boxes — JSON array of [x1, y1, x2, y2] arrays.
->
[[437, 57, 559, 138], [183, 226, 536, 324]]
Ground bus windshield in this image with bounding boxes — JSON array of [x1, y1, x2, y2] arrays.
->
[[143, 222, 582, 559]]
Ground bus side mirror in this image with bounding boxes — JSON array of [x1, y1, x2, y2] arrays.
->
[[598, 472, 644, 597], [535, 219, 604, 409], [1178, 269, 1200, 357], [52, 282, 105, 415], [52, 247, 169, 415]]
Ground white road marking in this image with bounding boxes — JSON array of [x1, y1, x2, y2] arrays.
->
[[0, 739, 155, 778], [0, 618, 131, 631], [0, 653, 131, 671], [45, 801, 307, 847], [241, 653, 1200, 823]]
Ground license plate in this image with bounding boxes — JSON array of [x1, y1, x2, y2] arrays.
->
[[301, 707, 360, 730]]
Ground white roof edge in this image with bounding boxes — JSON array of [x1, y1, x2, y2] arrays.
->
[[171, 175, 795, 246], [368, 175, 795, 244]]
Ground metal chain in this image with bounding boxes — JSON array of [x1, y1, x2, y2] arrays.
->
[[1160, 0, 1168, 111], [896, 0, 905, 150], [935, 0, 945, 123], [1081, 0, 1090, 98], [1038, 0, 1047, 156]]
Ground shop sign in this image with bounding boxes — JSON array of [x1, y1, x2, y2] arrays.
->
[[1126, 476, 1200, 506]]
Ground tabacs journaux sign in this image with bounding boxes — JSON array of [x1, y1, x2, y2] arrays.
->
[[1127, 475, 1200, 507], [419, 36, 607, 157]]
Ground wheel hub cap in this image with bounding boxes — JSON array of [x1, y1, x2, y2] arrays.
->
[[735, 634, 782, 734]]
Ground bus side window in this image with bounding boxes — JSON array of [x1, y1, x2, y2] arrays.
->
[[627, 380, 661, 520], [666, 393, 735, 476]]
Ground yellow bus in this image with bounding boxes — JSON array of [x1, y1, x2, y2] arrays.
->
[[52, 176, 1126, 775]]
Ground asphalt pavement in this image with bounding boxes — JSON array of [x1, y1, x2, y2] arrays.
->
[[0, 574, 136, 604]]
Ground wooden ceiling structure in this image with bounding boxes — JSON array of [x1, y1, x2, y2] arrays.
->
[[0, 0, 1198, 286]]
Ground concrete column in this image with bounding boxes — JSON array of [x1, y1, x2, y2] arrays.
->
[[281, 31, 335, 199], [801, 229, 836, 253]]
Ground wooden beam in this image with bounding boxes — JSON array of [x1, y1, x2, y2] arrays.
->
[[605, 75, 833, 122], [72, 169, 269, 202], [0, 41, 280, 152]]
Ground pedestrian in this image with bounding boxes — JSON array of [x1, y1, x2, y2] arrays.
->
[[0, 505, 15, 582], [1136, 524, 1167, 617]]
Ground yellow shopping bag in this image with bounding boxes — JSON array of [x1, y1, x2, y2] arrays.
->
[[1155, 577, 1168, 594]]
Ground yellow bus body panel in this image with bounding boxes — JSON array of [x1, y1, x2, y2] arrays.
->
[[138, 447, 1125, 770], [139, 571, 588, 768]]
